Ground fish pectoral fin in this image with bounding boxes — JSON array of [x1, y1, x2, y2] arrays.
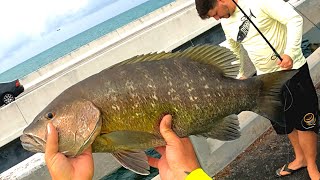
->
[[198, 114, 240, 141], [112, 150, 150, 175]]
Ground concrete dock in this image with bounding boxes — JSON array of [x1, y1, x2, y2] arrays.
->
[[215, 123, 320, 180]]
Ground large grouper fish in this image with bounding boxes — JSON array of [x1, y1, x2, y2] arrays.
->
[[20, 45, 297, 175]]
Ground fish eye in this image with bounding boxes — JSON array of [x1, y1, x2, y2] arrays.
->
[[46, 112, 55, 120]]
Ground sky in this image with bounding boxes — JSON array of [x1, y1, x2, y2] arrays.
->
[[0, 0, 148, 74]]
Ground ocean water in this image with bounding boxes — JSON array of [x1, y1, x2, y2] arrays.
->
[[0, 0, 175, 82]]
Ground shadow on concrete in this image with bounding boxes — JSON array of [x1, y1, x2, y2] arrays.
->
[[0, 139, 34, 174]]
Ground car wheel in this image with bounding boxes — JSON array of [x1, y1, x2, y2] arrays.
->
[[2, 93, 15, 105]]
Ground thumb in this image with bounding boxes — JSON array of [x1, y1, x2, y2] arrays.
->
[[276, 59, 281, 65], [45, 122, 59, 163], [159, 115, 179, 144]]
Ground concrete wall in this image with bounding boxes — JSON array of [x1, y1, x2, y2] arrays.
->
[[308, 48, 320, 83]]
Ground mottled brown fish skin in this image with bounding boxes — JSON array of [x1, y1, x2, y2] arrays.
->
[[20, 45, 296, 176], [62, 58, 258, 151]]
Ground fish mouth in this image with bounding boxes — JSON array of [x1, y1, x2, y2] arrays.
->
[[20, 134, 46, 153]]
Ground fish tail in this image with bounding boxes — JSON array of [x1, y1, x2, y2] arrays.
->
[[252, 69, 298, 126]]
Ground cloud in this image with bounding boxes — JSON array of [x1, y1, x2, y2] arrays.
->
[[0, 0, 88, 56], [0, 0, 148, 73], [0, 0, 114, 67]]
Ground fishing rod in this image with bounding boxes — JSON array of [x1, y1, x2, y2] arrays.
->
[[231, 0, 283, 61]]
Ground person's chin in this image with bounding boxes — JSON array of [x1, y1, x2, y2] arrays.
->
[[226, 13, 231, 18]]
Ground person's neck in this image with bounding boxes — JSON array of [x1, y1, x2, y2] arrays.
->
[[229, 0, 238, 14]]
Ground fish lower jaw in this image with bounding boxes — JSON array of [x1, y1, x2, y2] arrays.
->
[[21, 142, 43, 153], [20, 134, 45, 153]]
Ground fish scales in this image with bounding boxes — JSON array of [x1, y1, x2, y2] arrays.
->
[[66, 58, 257, 138]]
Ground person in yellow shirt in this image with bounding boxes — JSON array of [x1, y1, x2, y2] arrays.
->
[[45, 115, 212, 180], [195, 0, 319, 179]]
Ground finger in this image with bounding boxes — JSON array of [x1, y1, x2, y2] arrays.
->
[[45, 122, 59, 162], [79, 146, 93, 159], [159, 115, 179, 144], [281, 66, 289, 70], [147, 156, 159, 168], [78, 146, 93, 161], [155, 146, 166, 155], [280, 62, 290, 69], [180, 137, 192, 144], [280, 61, 287, 68], [82, 146, 92, 154], [276, 59, 281, 65]]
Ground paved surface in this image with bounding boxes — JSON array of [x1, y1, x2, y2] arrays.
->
[[214, 84, 320, 180], [0, 139, 34, 174], [214, 128, 319, 180]]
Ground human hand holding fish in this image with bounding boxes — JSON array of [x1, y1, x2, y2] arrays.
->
[[45, 122, 94, 180], [148, 115, 200, 180], [44, 114, 202, 180]]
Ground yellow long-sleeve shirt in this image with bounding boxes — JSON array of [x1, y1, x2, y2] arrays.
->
[[185, 168, 213, 180], [221, 0, 306, 76]]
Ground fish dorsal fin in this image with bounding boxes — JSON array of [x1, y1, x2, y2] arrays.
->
[[111, 52, 172, 67], [111, 44, 239, 78], [176, 45, 240, 78], [112, 150, 150, 175]]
